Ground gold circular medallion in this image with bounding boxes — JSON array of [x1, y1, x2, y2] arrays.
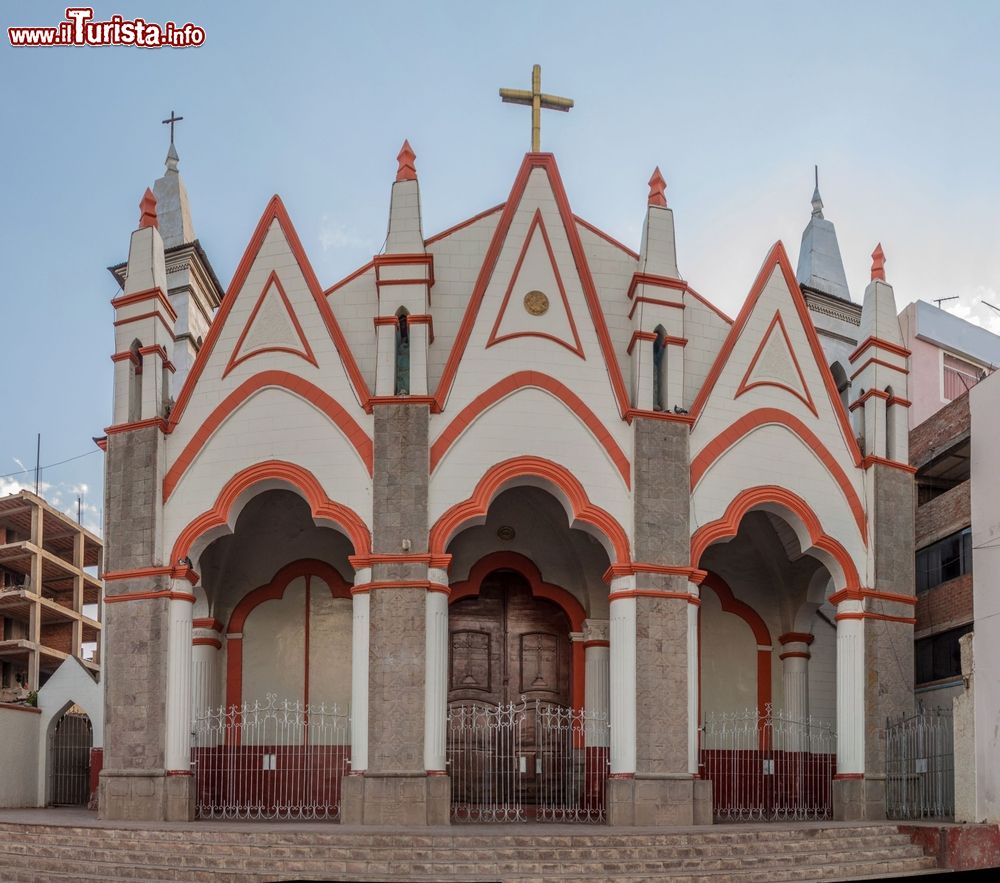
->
[[523, 290, 549, 316], [497, 525, 516, 541]]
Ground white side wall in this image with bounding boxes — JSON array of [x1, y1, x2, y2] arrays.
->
[[0, 705, 40, 807]]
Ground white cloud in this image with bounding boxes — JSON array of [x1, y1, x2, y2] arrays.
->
[[318, 215, 375, 252], [943, 287, 1000, 337], [0, 475, 102, 535]]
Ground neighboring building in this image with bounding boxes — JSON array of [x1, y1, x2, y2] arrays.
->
[[899, 300, 1000, 429], [97, 131, 915, 827], [0, 490, 103, 694], [909, 393, 972, 711]]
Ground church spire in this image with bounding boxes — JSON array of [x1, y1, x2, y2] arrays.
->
[[795, 166, 850, 301], [152, 116, 196, 250]]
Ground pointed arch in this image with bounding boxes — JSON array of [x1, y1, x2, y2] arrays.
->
[[429, 455, 630, 564], [652, 325, 668, 412]]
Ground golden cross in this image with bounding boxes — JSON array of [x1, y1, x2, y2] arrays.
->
[[499, 64, 574, 152]]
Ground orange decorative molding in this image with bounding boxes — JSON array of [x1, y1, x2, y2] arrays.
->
[[627, 295, 686, 320], [105, 590, 196, 605], [648, 166, 667, 207], [138, 187, 158, 229], [829, 587, 916, 607], [861, 455, 917, 474], [624, 408, 695, 425], [352, 580, 450, 595], [367, 395, 436, 408], [192, 637, 222, 649], [222, 271, 318, 377], [396, 139, 417, 182], [849, 387, 891, 411], [848, 336, 911, 364], [193, 617, 224, 632], [429, 371, 630, 486], [608, 589, 701, 605], [835, 611, 916, 625], [429, 455, 630, 563], [168, 195, 371, 431], [93, 436, 107, 452], [111, 286, 177, 323], [734, 311, 818, 416], [103, 565, 198, 584], [323, 260, 375, 297], [887, 395, 912, 408], [434, 154, 630, 418], [627, 330, 687, 355], [688, 241, 860, 465], [626, 273, 687, 301], [850, 356, 909, 381], [690, 407, 866, 541], [162, 370, 373, 499], [486, 209, 584, 358], [690, 485, 862, 590], [105, 417, 169, 436], [602, 562, 703, 583], [778, 632, 815, 646], [112, 310, 175, 338], [373, 253, 435, 292], [170, 460, 371, 563], [348, 552, 436, 569]]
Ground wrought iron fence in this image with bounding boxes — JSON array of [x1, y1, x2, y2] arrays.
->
[[191, 693, 351, 820], [700, 704, 836, 821], [885, 705, 954, 820], [49, 706, 93, 806], [447, 700, 610, 823]]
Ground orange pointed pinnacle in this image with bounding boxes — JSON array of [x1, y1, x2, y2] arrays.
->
[[871, 243, 886, 282], [138, 188, 158, 229], [648, 166, 667, 207], [396, 139, 417, 182]]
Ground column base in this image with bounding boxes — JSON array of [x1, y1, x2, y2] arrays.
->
[[98, 770, 195, 822], [341, 773, 450, 826], [606, 775, 713, 826], [833, 776, 887, 820]]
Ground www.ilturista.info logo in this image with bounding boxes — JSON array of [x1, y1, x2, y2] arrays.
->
[[8, 7, 205, 48]]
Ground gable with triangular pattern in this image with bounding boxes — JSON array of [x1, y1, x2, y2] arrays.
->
[[735, 310, 817, 416]]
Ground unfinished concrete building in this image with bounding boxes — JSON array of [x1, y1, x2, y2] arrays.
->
[[0, 490, 102, 695]]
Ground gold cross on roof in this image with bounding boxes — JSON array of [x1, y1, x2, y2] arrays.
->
[[499, 64, 574, 152]]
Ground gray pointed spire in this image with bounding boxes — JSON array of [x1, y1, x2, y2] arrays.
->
[[796, 167, 850, 301], [152, 143, 195, 249]]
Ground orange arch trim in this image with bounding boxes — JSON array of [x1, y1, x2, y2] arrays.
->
[[690, 407, 866, 542], [691, 485, 860, 591], [428, 455, 630, 563], [164, 370, 373, 500], [429, 371, 630, 487], [170, 460, 371, 563]]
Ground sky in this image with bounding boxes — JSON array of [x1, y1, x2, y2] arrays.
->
[[1, 0, 999, 534]]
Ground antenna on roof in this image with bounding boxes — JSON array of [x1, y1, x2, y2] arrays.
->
[[982, 301, 1000, 315], [34, 434, 40, 496], [934, 296, 959, 309]]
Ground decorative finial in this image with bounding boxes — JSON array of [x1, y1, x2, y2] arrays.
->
[[648, 166, 667, 207], [396, 139, 417, 182], [499, 64, 574, 152], [871, 243, 886, 282], [811, 164, 824, 218], [165, 141, 180, 173], [139, 188, 158, 229]]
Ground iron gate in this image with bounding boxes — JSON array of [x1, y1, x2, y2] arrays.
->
[[447, 700, 609, 822], [885, 705, 954, 820], [50, 706, 92, 806], [700, 705, 836, 821], [191, 693, 351, 820]]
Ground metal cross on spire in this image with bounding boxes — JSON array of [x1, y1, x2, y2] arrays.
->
[[161, 110, 183, 145], [499, 64, 573, 152]]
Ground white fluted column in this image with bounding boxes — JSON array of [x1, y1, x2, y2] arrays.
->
[[191, 622, 221, 724], [165, 580, 194, 772], [687, 584, 700, 775], [583, 619, 610, 747], [779, 632, 812, 752], [609, 579, 637, 776], [350, 568, 371, 774], [836, 601, 865, 775], [424, 568, 449, 772]]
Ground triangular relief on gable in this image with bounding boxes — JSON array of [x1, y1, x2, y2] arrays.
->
[[735, 311, 817, 415], [224, 271, 318, 377], [486, 210, 584, 358]]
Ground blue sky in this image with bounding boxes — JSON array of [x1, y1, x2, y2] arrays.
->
[[2, 1, 999, 532]]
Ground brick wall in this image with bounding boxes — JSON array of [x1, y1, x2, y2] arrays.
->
[[915, 573, 974, 638], [910, 392, 969, 467], [41, 622, 74, 654], [915, 481, 970, 548]]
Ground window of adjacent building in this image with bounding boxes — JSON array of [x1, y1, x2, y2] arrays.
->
[[915, 623, 973, 684], [915, 527, 972, 593], [942, 353, 983, 401]]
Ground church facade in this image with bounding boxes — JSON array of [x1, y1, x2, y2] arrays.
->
[[97, 135, 915, 826]]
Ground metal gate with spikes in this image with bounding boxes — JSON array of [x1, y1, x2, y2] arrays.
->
[[885, 705, 954, 820], [49, 706, 93, 806], [447, 700, 609, 823]]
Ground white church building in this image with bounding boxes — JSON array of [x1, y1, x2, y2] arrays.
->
[[96, 116, 916, 826]]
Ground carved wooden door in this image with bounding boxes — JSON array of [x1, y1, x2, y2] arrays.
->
[[448, 569, 571, 807]]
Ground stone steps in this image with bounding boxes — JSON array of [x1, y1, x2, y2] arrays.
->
[[0, 821, 941, 882]]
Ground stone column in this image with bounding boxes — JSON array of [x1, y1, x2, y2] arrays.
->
[[164, 582, 194, 796], [778, 632, 812, 752], [349, 567, 370, 777], [834, 598, 865, 813], [424, 567, 449, 774], [583, 619, 610, 747]]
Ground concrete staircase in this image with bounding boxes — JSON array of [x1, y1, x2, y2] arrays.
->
[[0, 820, 940, 882]]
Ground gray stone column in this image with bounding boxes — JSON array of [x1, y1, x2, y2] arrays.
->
[[99, 425, 195, 821], [341, 402, 448, 825], [607, 417, 711, 825]]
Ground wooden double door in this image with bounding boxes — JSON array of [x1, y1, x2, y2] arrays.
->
[[448, 568, 572, 807]]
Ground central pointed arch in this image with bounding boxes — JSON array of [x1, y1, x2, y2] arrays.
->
[[429, 455, 630, 564]]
